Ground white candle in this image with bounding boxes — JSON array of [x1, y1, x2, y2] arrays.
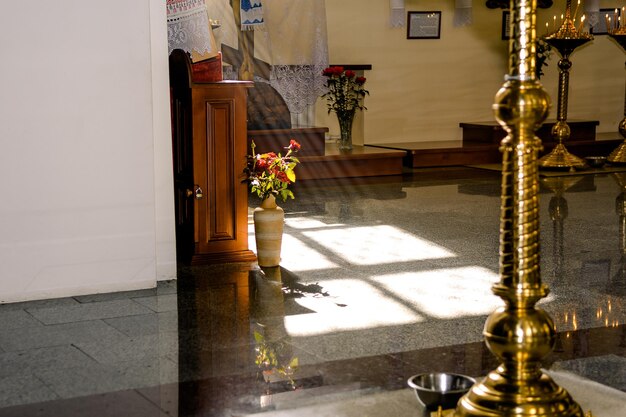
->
[[578, 15, 585, 32]]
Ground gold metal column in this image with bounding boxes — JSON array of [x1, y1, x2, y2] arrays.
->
[[538, 1, 592, 171], [455, 0, 583, 415], [607, 28, 626, 164]]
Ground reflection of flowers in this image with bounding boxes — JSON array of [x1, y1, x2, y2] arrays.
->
[[245, 140, 301, 202], [254, 331, 299, 388]]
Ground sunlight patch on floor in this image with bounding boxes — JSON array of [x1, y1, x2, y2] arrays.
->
[[284, 278, 424, 336], [301, 225, 455, 266], [284, 217, 345, 230], [279, 234, 340, 271], [371, 266, 505, 319]]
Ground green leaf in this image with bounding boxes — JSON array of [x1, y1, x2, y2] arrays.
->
[[286, 168, 296, 182], [289, 357, 299, 368]]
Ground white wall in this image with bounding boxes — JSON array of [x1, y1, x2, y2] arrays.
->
[[0, 0, 176, 302], [150, 0, 178, 281], [317, 0, 624, 145]]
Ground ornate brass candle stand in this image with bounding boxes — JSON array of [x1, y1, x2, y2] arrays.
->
[[606, 29, 626, 165], [538, 2, 593, 171], [455, 0, 583, 416]]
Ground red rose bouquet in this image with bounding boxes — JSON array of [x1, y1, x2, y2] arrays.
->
[[245, 139, 301, 202], [321, 66, 368, 115], [321, 66, 369, 150]]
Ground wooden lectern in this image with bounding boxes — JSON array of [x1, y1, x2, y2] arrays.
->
[[169, 50, 256, 265]]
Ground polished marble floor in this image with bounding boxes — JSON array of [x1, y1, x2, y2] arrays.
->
[[0, 167, 625, 416]]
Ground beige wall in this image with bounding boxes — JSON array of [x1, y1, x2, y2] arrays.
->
[[317, 0, 624, 145]]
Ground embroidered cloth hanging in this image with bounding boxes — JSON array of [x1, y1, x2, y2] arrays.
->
[[166, 0, 216, 58], [241, 0, 265, 30], [454, 0, 473, 27], [389, 0, 405, 27], [584, 0, 600, 29]]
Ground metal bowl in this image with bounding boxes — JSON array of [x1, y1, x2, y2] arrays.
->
[[585, 156, 607, 168], [407, 372, 475, 410]]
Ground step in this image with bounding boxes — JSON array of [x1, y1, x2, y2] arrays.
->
[[298, 143, 406, 180], [368, 133, 624, 168]]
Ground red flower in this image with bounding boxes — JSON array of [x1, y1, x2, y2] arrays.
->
[[288, 139, 301, 151], [275, 171, 290, 183], [355, 76, 366, 85], [324, 66, 344, 76], [345, 70, 355, 78], [255, 158, 268, 172]]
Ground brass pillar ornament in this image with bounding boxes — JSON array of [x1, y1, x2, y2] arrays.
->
[[538, 0, 593, 171], [455, 0, 583, 416], [606, 23, 626, 164]]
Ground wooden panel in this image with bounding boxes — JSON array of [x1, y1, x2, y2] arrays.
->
[[190, 83, 255, 264], [206, 100, 236, 242]]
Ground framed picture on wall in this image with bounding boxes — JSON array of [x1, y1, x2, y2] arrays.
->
[[502, 11, 511, 40], [407, 11, 442, 39], [591, 8, 621, 35]]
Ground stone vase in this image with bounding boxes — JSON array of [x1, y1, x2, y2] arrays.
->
[[253, 195, 284, 267]]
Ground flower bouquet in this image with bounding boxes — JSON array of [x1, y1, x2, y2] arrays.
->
[[245, 139, 301, 203], [245, 139, 301, 267], [321, 66, 369, 150]]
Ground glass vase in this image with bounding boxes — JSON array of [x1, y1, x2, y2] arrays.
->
[[337, 111, 355, 151]]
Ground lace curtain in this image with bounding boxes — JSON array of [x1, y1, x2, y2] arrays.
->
[[263, 0, 328, 115], [166, 0, 216, 57]]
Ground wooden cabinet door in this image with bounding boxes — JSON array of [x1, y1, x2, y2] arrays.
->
[[190, 83, 255, 264]]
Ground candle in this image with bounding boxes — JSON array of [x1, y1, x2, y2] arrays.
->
[[573, 0, 580, 21], [546, 21, 549, 35], [578, 15, 585, 32], [553, 15, 557, 31], [606, 14, 611, 33]]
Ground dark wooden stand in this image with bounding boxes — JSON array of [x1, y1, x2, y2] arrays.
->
[[368, 121, 622, 168], [169, 50, 256, 265]]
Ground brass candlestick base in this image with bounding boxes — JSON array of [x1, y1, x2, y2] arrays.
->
[[607, 33, 626, 165], [538, 7, 592, 171], [540, 142, 587, 170]]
